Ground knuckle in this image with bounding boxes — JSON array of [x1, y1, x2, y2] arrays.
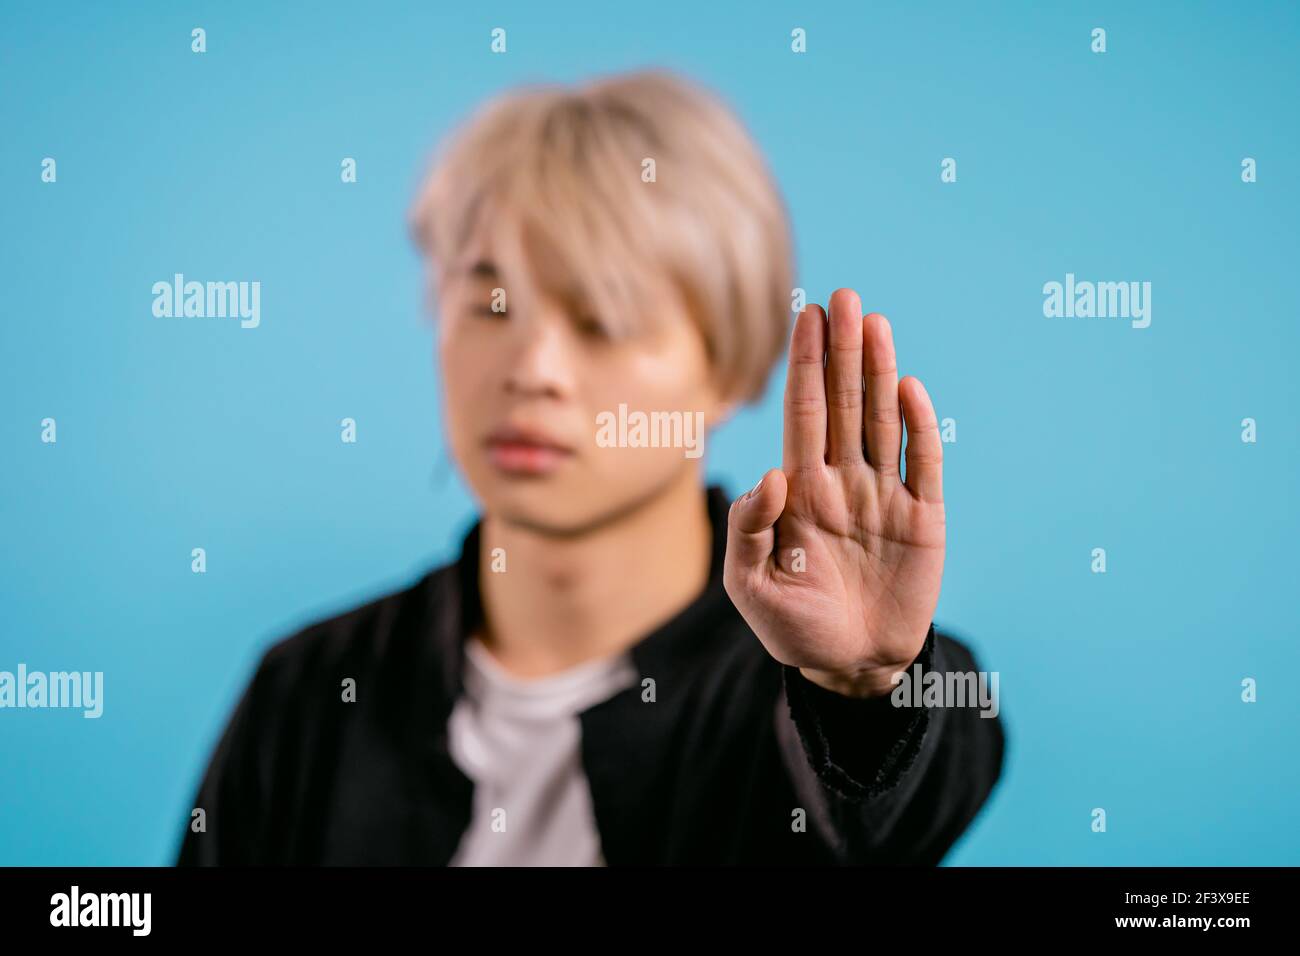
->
[[829, 450, 865, 467], [784, 463, 825, 480], [907, 451, 943, 466], [825, 386, 861, 410], [786, 394, 825, 416]]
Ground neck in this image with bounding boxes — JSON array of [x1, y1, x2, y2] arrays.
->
[[476, 469, 714, 678]]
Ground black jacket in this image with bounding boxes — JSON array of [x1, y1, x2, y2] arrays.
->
[[176, 486, 1005, 865]]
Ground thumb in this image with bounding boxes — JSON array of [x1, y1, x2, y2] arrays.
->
[[724, 468, 788, 579]]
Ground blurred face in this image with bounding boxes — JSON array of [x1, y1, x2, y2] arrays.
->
[[434, 204, 728, 536]]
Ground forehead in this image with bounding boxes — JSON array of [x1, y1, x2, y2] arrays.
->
[[436, 187, 684, 344], [449, 198, 578, 299]]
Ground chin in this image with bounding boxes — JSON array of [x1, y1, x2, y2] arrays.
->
[[469, 472, 589, 532], [489, 479, 666, 540]]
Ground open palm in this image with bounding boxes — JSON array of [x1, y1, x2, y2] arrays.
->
[[723, 288, 946, 698]]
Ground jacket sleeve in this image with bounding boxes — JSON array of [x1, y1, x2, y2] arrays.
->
[[176, 651, 276, 865], [773, 623, 1005, 864]]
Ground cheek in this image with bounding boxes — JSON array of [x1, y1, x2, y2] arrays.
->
[[436, 333, 461, 402], [582, 350, 714, 475], [438, 320, 489, 391], [617, 336, 712, 410], [437, 315, 466, 364], [584, 354, 690, 416], [437, 325, 490, 436]]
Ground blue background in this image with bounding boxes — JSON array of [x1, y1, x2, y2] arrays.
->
[[2, 0, 1297, 865]]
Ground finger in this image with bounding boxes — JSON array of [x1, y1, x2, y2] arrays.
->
[[824, 289, 865, 465], [782, 304, 827, 472], [724, 468, 789, 579], [863, 313, 902, 478], [901, 376, 943, 503]]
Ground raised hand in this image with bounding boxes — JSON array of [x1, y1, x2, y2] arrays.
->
[[723, 288, 946, 698]]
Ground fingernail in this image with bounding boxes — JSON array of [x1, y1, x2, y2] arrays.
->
[[746, 476, 764, 500]]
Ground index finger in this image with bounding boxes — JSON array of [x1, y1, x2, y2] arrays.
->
[[782, 304, 827, 473]]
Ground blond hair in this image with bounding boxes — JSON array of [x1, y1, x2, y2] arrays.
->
[[408, 69, 794, 404]]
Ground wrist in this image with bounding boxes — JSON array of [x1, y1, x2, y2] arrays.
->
[[797, 663, 902, 699], [797, 623, 936, 699]]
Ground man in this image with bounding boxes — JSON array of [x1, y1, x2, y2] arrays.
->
[[177, 69, 1004, 866]]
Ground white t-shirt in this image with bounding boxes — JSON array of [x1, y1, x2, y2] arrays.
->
[[447, 635, 639, 866]]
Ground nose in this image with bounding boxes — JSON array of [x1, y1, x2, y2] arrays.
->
[[502, 301, 574, 401]]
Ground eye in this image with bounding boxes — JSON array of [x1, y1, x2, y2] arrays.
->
[[574, 314, 609, 340]]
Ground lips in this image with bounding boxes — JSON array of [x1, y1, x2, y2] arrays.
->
[[483, 424, 575, 476]]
